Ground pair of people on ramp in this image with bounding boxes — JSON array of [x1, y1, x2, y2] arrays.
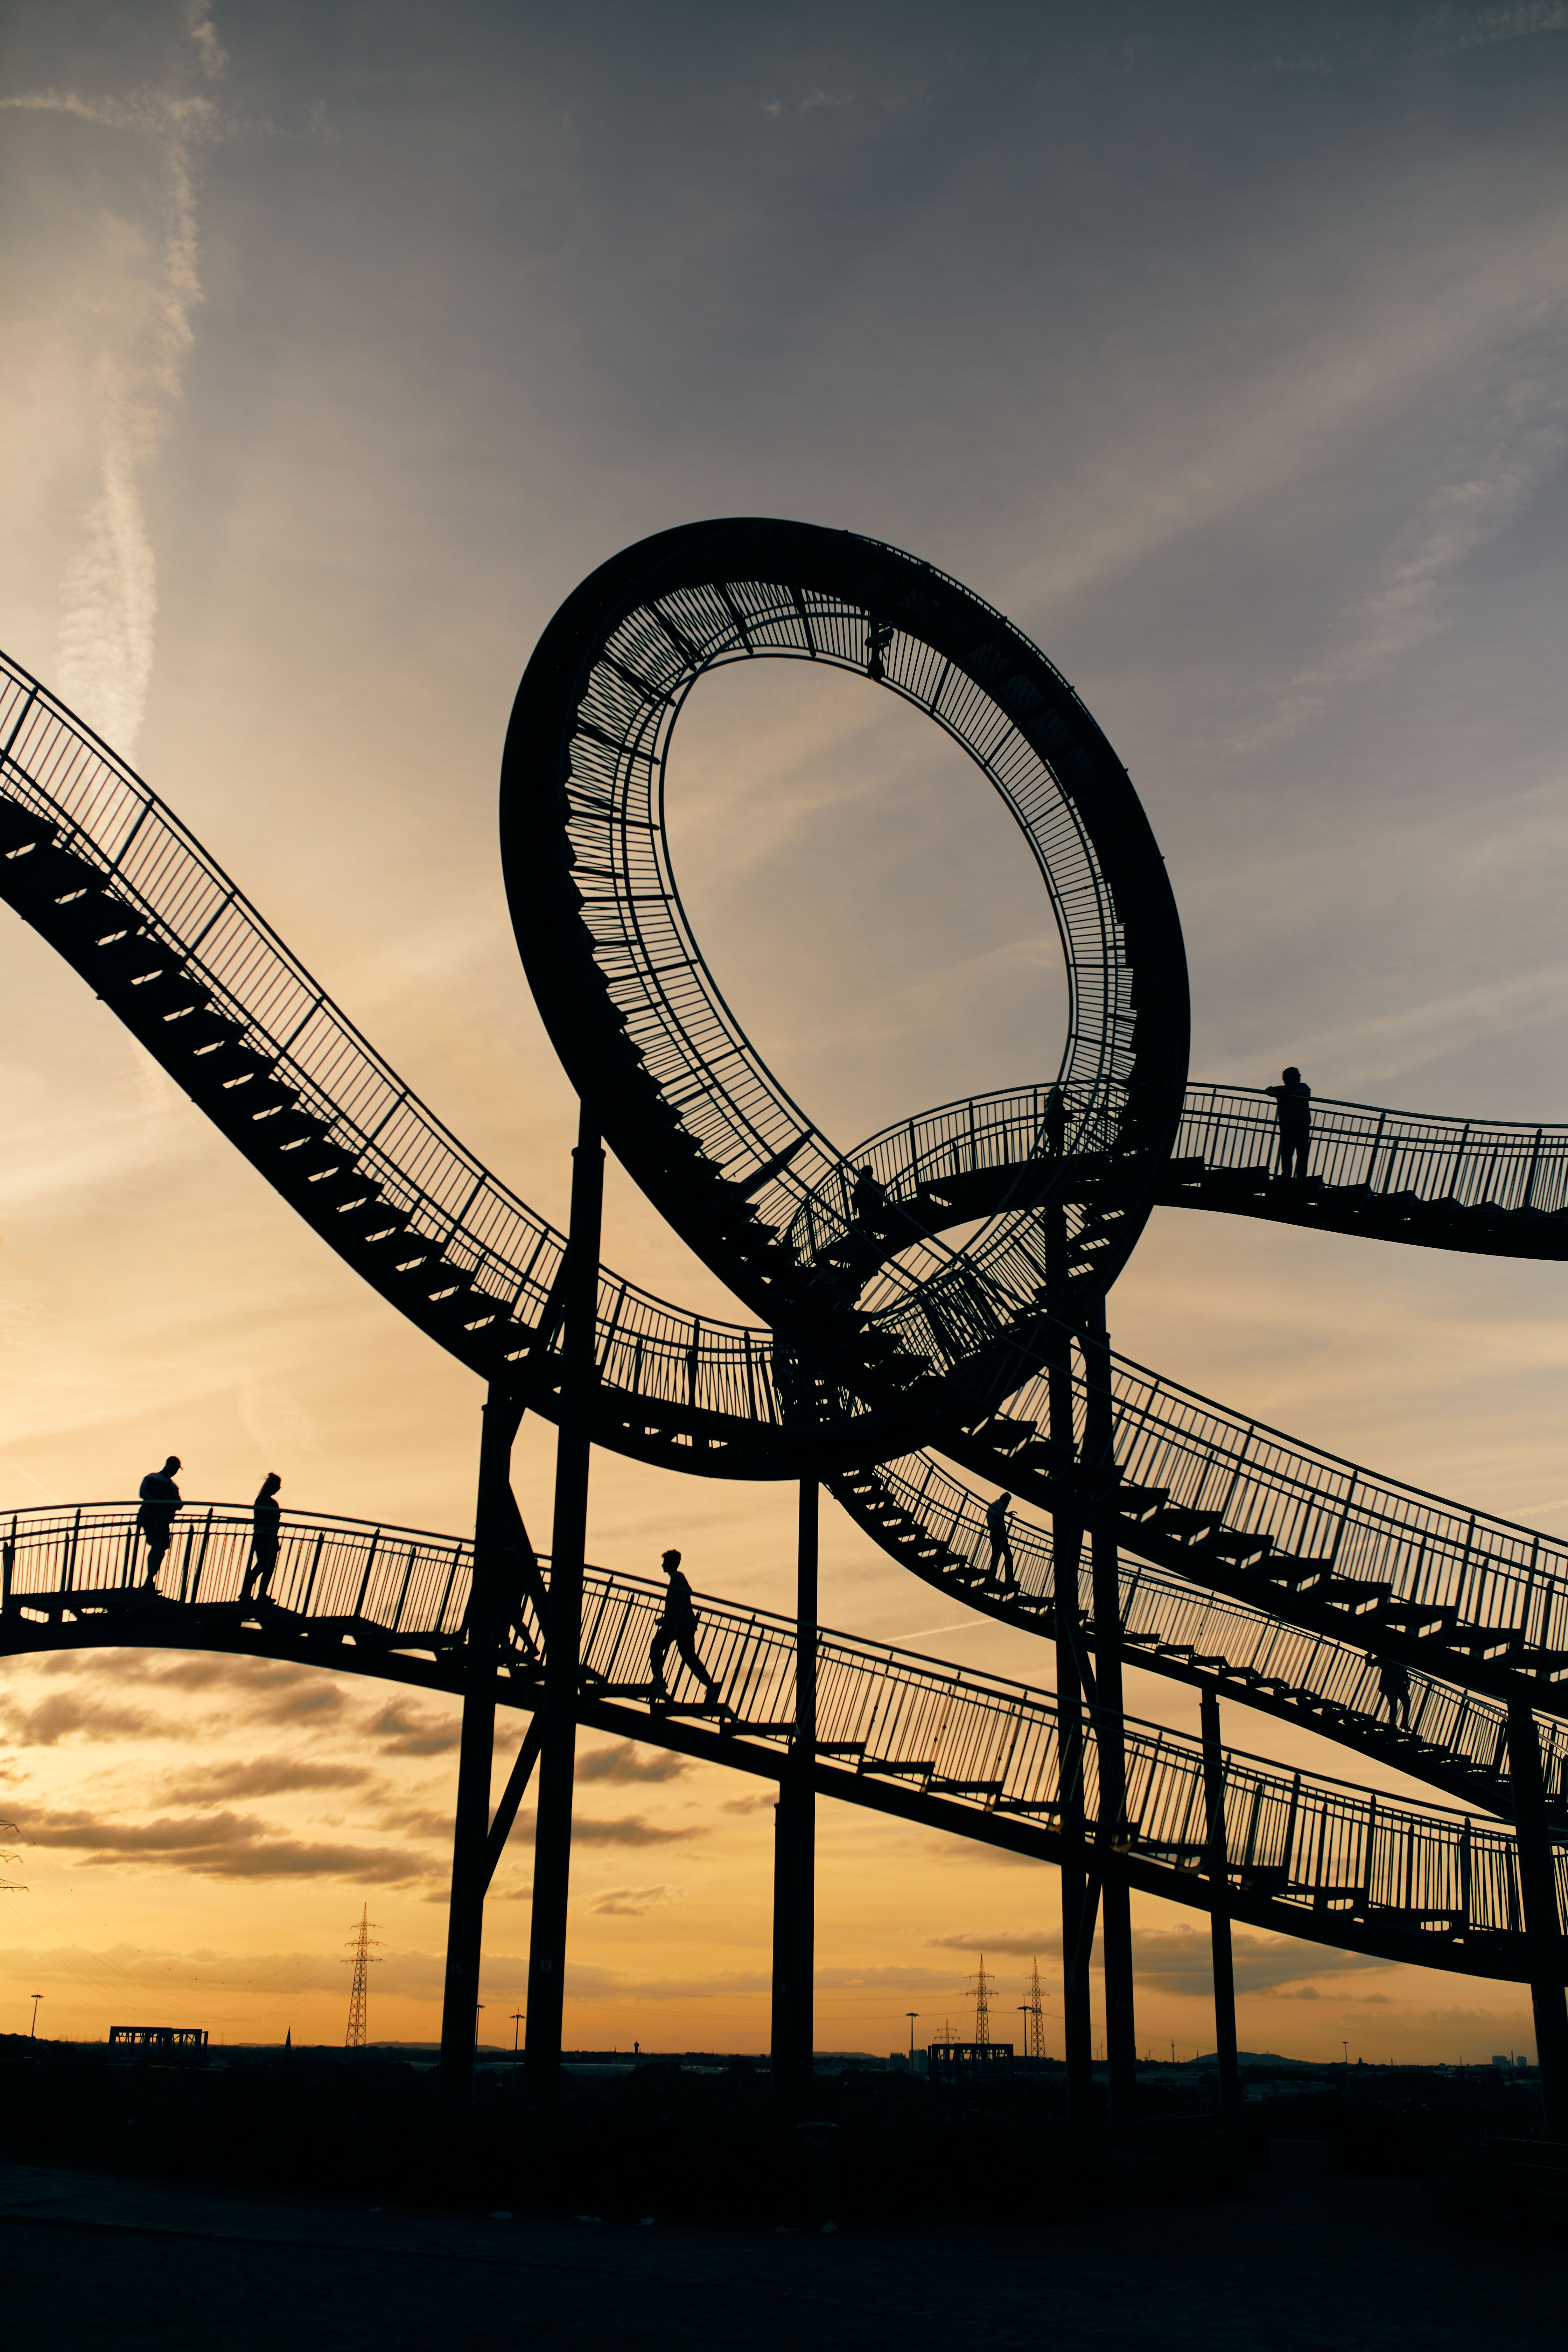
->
[[136, 1458, 282, 1602]]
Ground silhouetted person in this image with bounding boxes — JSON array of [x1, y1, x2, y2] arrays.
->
[[650, 1548, 720, 1707], [986, 1492, 1017, 1589], [137, 1456, 182, 1587], [1265, 1066, 1312, 1181], [241, 1473, 283, 1605], [852, 1163, 889, 1227], [1368, 1652, 1412, 1732]]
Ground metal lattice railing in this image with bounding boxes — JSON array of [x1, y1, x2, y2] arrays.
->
[[3, 1500, 1560, 1959], [0, 654, 802, 1435], [841, 1452, 1568, 1804], [1175, 1083, 1568, 1216]]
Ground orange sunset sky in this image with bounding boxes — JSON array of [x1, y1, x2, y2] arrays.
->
[[2, 1, 1567, 2063]]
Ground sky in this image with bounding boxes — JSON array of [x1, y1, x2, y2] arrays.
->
[[1, 0, 1567, 2065]]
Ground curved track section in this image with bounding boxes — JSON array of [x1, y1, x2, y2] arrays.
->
[[2, 1500, 1558, 1983], [830, 1450, 1568, 1822], [1166, 1083, 1568, 1255]]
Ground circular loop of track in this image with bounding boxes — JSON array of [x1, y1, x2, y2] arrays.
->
[[502, 518, 1188, 1452]]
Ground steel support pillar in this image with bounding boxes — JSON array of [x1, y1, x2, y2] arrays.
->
[[1509, 1696, 1568, 2136], [439, 1381, 526, 2104], [1056, 1520, 1093, 2128], [524, 1105, 604, 2107], [1200, 1689, 1241, 2121], [1084, 1293, 1135, 2131], [1043, 1158, 1092, 2126], [771, 1479, 818, 2093]]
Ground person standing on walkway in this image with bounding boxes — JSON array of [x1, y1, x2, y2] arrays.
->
[[137, 1456, 182, 1587], [649, 1548, 721, 1708], [985, 1492, 1017, 1589], [1265, 1066, 1312, 1181], [241, 1473, 283, 1605], [1367, 1652, 1413, 1732]]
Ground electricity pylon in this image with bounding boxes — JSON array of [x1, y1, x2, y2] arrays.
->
[[342, 1905, 382, 2048], [968, 1954, 994, 2046], [1022, 1957, 1046, 2060]]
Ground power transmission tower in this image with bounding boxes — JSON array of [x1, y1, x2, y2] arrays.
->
[[1023, 1957, 1046, 2061], [342, 1905, 382, 2048], [968, 1954, 994, 2046]]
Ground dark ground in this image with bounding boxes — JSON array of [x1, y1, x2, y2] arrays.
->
[[3, 2160, 1562, 2352], [0, 2040, 1561, 2350]]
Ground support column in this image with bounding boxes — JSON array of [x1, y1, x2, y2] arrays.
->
[[524, 1104, 604, 2107], [439, 1382, 526, 2104], [1056, 1515, 1093, 2128], [772, 1479, 818, 2093], [1043, 1134, 1092, 2126], [1084, 1292, 1135, 2132], [1200, 1690, 1240, 2122], [1509, 1696, 1568, 2137]]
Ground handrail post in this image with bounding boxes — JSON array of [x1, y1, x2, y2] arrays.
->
[[1507, 1696, 1568, 2136], [1200, 1690, 1240, 2123], [524, 1103, 604, 2108], [1085, 1291, 1135, 2134], [771, 1478, 817, 2095], [440, 1379, 527, 2105]]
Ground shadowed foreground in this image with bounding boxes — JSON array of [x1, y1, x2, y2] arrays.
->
[[2, 2040, 1563, 2352], [1, 2156, 1559, 2352]]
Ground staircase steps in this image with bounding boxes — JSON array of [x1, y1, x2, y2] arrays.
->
[[1204, 1528, 1274, 1564], [1109, 1485, 1170, 1520], [1319, 1575, 1388, 1614], [1251, 1555, 1333, 1590], [1148, 1505, 1224, 1542], [1374, 1601, 1456, 1638]]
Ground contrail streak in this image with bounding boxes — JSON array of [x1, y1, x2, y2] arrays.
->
[[3, 8, 227, 755]]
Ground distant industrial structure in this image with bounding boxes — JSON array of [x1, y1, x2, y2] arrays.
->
[[343, 1908, 380, 2050]]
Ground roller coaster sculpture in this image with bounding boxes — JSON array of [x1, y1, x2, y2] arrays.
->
[[0, 520, 1564, 2116]]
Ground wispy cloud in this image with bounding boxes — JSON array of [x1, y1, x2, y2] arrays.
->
[[587, 1882, 681, 1916], [1, 8, 226, 753], [577, 1740, 690, 1785], [1237, 382, 1568, 749], [9, 1800, 427, 1884], [1421, 4, 1568, 54]]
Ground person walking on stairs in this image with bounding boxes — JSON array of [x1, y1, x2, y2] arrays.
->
[[985, 1492, 1017, 1589], [1265, 1066, 1312, 1181], [650, 1548, 722, 1709], [241, 1473, 283, 1605], [137, 1456, 182, 1588], [1368, 1652, 1412, 1732]]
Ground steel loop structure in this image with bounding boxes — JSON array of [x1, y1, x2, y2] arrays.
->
[[0, 516, 1565, 2062]]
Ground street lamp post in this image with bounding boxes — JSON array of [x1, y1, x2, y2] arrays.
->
[[511, 2011, 524, 2088], [906, 2011, 919, 2067], [28, 1993, 42, 2038]]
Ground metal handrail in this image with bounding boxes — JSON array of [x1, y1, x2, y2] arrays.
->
[[2, 1499, 1559, 1960], [835, 1451, 1568, 1808]]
